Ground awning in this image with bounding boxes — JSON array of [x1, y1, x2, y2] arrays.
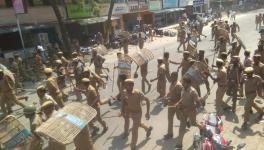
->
[[0, 24, 52, 34], [149, 9, 168, 14], [165, 8, 186, 12], [66, 16, 120, 25]]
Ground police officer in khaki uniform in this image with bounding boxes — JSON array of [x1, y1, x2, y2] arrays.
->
[[138, 32, 145, 49], [134, 62, 151, 94], [57, 51, 69, 68], [0, 69, 25, 115], [177, 26, 186, 52], [81, 78, 108, 133], [227, 56, 243, 112], [209, 59, 231, 115], [175, 76, 203, 149], [90, 50, 109, 80], [215, 36, 227, 58], [122, 79, 152, 150], [150, 58, 167, 99], [23, 106, 43, 150], [177, 51, 191, 77], [14, 53, 31, 81], [164, 72, 183, 139], [41, 101, 66, 150], [253, 54, 264, 80], [74, 126, 95, 150], [163, 52, 179, 82], [244, 50, 253, 68], [241, 67, 264, 129], [228, 41, 242, 57], [220, 52, 229, 68], [44, 68, 64, 108]]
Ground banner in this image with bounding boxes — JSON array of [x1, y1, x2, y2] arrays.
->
[[149, 0, 162, 11], [163, 0, 178, 8], [12, 0, 27, 14], [112, 3, 129, 15]]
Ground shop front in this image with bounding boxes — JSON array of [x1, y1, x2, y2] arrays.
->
[[148, 0, 165, 27]]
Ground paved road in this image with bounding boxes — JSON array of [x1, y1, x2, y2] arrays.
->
[[12, 9, 264, 150]]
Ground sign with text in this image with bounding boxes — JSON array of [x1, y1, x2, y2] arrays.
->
[[193, 0, 204, 7], [163, 0, 178, 8], [12, 0, 27, 14], [112, 3, 129, 15], [149, 0, 162, 11]]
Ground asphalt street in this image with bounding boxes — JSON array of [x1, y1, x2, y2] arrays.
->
[[12, 9, 264, 150]]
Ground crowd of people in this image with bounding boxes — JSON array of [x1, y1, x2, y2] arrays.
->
[[0, 12, 264, 150]]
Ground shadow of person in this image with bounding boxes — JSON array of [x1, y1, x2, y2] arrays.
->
[[137, 138, 151, 149], [223, 111, 239, 123], [232, 125, 264, 139], [108, 133, 130, 150], [150, 102, 163, 115], [156, 137, 178, 150]]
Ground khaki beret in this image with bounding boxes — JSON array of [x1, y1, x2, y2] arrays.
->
[[72, 52, 77, 56], [57, 51, 63, 55], [23, 106, 36, 115], [81, 78, 90, 83], [216, 58, 224, 64], [254, 54, 261, 57], [244, 67, 254, 74], [55, 60, 62, 64], [44, 68, 53, 74], [183, 51, 190, 54], [37, 85, 46, 92], [83, 67, 91, 73], [41, 101, 55, 110], [72, 58, 78, 63], [232, 55, 239, 59], [125, 78, 134, 84]]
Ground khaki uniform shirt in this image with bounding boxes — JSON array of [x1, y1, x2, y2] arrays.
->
[[167, 81, 183, 105], [124, 89, 145, 113], [181, 87, 199, 109], [216, 67, 227, 87], [46, 77, 60, 98], [84, 85, 99, 107], [242, 75, 262, 97], [253, 62, 264, 79], [244, 57, 253, 68], [0, 73, 15, 93], [180, 59, 191, 76], [158, 64, 166, 81]]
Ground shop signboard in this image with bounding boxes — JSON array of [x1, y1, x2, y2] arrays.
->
[[193, 0, 204, 7], [112, 3, 129, 15], [149, 0, 162, 11], [128, 1, 148, 12], [163, 0, 178, 8], [12, 0, 27, 14]]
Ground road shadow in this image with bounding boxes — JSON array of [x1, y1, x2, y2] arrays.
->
[[150, 102, 163, 115], [156, 137, 178, 150], [137, 138, 151, 149], [108, 133, 130, 150], [223, 111, 239, 123], [232, 125, 264, 139]]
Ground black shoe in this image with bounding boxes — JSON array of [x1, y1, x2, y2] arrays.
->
[[186, 121, 191, 128], [108, 98, 112, 106], [123, 132, 129, 139], [92, 126, 100, 136], [241, 122, 248, 130], [175, 144, 182, 149], [164, 134, 173, 139], [257, 113, 263, 121], [146, 126, 153, 138]]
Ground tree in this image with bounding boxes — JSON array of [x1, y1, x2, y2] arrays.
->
[[105, 0, 115, 44], [49, 0, 72, 56]]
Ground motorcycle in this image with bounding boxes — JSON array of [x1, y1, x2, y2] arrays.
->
[[193, 113, 246, 150]]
